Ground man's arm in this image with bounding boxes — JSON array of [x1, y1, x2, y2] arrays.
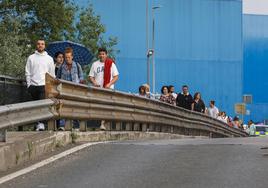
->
[[104, 75, 119, 88], [88, 63, 99, 86], [215, 108, 219, 117], [49, 61, 55, 77], [89, 76, 100, 87], [56, 65, 61, 79], [176, 94, 181, 106], [25, 57, 31, 88], [105, 63, 119, 88], [191, 102, 194, 111], [201, 100, 206, 113], [77, 63, 85, 83]]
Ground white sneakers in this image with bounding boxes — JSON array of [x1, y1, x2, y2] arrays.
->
[[58, 127, 65, 131], [36, 122, 45, 131], [100, 120, 106, 131], [72, 128, 80, 132]]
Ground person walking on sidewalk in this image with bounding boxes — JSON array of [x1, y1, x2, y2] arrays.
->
[[25, 39, 55, 131], [89, 48, 119, 130]]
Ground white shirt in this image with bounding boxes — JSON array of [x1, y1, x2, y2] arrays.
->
[[208, 106, 219, 118], [89, 60, 119, 89], [217, 116, 228, 124], [25, 51, 55, 87], [171, 93, 177, 99]]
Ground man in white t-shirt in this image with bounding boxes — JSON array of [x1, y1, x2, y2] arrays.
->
[[88, 48, 119, 130], [207, 100, 219, 119], [89, 48, 119, 89]]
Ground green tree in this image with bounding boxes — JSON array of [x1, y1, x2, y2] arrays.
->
[[75, 4, 119, 78], [0, 16, 28, 77], [0, 1, 119, 77], [0, 0, 77, 77], [76, 5, 119, 60], [0, 0, 77, 48]]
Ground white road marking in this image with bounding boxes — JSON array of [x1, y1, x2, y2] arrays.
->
[[0, 141, 110, 185]]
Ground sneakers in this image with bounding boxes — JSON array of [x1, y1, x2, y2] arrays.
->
[[72, 128, 80, 132], [58, 127, 65, 131], [100, 121, 106, 131], [36, 122, 45, 131]]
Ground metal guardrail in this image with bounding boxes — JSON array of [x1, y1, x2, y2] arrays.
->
[[0, 99, 57, 129], [0, 75, 31, 105], [0, 99, 57, 141], [45, 73, 247, 138], [0, 73, 248, 142], [0, 75, 25, 84]]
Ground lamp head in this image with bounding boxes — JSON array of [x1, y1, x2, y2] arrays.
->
[[147, 49, 154, 57]]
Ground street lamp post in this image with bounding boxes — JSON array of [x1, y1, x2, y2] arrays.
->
[[152, 6, 161, 94], [146, 0, 150, 86]]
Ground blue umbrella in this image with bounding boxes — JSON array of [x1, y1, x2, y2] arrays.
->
[[46, 41, 94, 66]]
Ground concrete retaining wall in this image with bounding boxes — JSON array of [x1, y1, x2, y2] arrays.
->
[[0, 131, 207, 171]]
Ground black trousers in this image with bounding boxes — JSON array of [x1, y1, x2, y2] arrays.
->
[[26, 85, 46, 130], [28, 85, 45, 100]]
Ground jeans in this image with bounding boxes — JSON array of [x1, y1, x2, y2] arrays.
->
[[57, 119, 80, 129]]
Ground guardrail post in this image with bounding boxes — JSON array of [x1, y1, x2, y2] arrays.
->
[[160, 125, 165, 132], [47, 120, 56, 131], [142, 123, 148, 132], [125, 123, 132, 131], [170, 126, 174, 133], [116, 122, 121, 131], [164, 125, 169, 133], [165, 125, 169, 133], [149, 124, 154, 132], [65, 120, 72, 131], [195, 129, 201, 136], [105, 121, 111, 131], [133, 123, 140, 131], [0, 129, 7, 142], [209, 132, 213, 138], [79, 121, 87, 132], [155, 125, 161, 132]]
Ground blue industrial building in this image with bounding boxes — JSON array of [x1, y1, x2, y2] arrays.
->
[[78, 0, 245, 119], [243, 14, 268, 123]]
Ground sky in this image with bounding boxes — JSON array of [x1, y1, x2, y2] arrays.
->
[[243, 0, 268, 15]]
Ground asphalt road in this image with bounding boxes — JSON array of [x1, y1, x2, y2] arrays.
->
[[2, 137, 268, 188]]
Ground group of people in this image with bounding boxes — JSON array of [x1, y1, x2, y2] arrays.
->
[[25, 39, 254, 134], [137, 84, 249, 130], [138, 84, 206, 112], [25, 39, 119, 130]]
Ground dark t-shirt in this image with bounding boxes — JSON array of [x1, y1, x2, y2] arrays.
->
[[176, 93, 193, 110], [192, 99, 205, 113]]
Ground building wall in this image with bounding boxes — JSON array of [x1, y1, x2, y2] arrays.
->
[[79, 0, 243, 116], [243, 14, 268, 122]]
